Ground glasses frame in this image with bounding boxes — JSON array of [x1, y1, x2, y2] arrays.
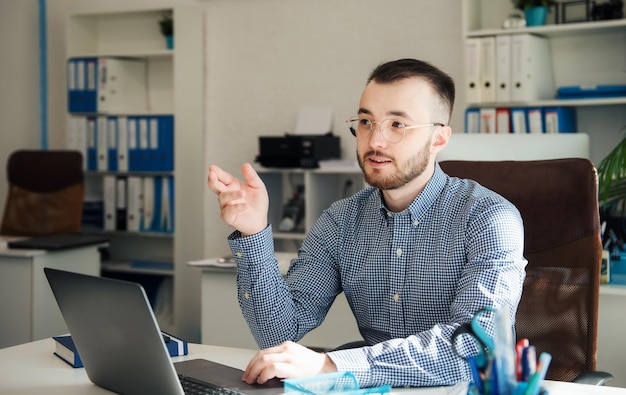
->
[[346, 116, 445, 144]]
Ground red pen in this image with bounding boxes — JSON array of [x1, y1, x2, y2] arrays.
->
[[515, 338, 529, 381]]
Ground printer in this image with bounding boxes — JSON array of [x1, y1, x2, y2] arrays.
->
[[256, 133, 340, 168]]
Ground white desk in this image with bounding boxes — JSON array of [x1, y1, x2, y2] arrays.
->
[[0, 338, 625, 394], [0, 243, 103, 348], [198, 260, 626, 386]]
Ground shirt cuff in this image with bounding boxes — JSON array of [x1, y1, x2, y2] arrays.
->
[[327, 349, 373, 388], [227, 225, 275, 270]]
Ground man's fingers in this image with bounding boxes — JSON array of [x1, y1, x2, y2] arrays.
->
[[255, 362, 293, 384], [209, 163, 268, 234], [241, 163, 265, 190], [243, 345, 288, 384], [217, 190, 246, 210], [208, 165, 238, 193]]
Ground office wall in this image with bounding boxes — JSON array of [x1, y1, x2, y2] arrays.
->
[[202, 0, 465, 172], [200, 0, 466, 259], [0, 0, 41, 215], [18, 0, 466, 258]]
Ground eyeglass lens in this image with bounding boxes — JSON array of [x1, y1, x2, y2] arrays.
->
[[350, 119, 405, 143]]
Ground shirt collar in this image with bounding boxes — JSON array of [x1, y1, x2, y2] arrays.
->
[[377, 162, 447, 221]]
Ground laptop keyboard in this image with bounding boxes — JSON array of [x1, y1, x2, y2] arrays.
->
[[179, 374, 246, 395]]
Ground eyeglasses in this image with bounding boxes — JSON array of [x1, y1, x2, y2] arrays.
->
[[346, 117, 444, 144]]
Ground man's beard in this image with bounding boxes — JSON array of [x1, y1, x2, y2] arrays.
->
[[358, 143, 430, 190]]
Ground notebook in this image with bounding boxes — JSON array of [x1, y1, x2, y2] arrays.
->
[[44, 268, 283, 395], [8, 234, 109, 251]]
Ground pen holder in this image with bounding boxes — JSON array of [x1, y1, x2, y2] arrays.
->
[[467, 381, 547, 395]]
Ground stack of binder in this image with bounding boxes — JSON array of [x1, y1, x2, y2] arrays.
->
[[464, 33, 581, 134], [103, 175, 174, 233], [66, 56, 176, 236], [67, 57, 149, 114], [465, 106, 576, 134], [81, 200, 104, 230], [465, 33, 555, 104], [127, 115, 175, 172], [67, 115, 174, 172]]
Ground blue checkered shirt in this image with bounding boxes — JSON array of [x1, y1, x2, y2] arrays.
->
[[227, 163, 526, 388]]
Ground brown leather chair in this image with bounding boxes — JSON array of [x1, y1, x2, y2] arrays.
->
[[440, 158, 612, 385], [1, 150, 84, 236]]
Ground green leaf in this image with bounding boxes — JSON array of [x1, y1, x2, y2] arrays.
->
[[597, 125, 626, 213]]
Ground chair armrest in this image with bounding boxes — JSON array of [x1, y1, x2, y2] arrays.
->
[[572, 371, 614, 386], [332, 340, 369, 351]]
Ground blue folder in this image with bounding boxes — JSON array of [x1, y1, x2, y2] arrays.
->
[[557, 85, 626, 99]]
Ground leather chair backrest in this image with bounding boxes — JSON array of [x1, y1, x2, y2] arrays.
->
[[1, 150, 85, 236], [440, 158, 601, 382]]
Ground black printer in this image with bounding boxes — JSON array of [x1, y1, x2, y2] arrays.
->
[[256, 133, 340, 168]]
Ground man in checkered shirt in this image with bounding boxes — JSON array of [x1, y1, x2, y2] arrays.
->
[[208, 58, 526, 388]]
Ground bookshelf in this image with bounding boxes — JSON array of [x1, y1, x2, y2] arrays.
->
[[461, 0, 626, 162], [65, 5, 204, 336], [256, 165, 365, 252]]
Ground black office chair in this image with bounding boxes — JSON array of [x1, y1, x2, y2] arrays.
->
[[440, 159, 612, 385], [1, 150, 85, 236]]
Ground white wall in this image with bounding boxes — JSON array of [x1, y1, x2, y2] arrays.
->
[[200, 0, 466, 259], [202, 0, 465, 174], [0, 0, 41, 214]]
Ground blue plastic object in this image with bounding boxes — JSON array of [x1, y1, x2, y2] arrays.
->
[[284, 372, 391, 395], [557, 85, 626, 100]]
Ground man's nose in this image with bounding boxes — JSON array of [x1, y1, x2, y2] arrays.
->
[[368, 121, 388, 145]]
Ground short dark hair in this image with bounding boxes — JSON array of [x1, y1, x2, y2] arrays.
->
[[367, 59, 455, 124]]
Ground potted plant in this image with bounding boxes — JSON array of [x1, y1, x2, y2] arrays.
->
[[159, 12, 174, 49], [598, 126, 626, 211], [512, 0, 557, 25], [597, 125, 626, 254]]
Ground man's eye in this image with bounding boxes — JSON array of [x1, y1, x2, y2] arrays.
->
[[359, 119, 372, 126], [390, 121, 405, 129]]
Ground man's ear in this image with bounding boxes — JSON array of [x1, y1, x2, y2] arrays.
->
[[430, 125, 452, 154]]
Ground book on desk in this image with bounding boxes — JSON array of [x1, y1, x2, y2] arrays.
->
[[53, 331, 188, 368]]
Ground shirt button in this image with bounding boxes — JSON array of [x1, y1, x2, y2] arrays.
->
[[413, 220, 419, 226], [387, 211, 393, 218], [396, 248, 402, 257], [244, 292, 250, 300], [393, 293, 400, 302], [235, 252, 243, 258]]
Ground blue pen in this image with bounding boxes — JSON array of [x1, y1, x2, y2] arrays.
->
[[346, 385, 392, 395], [521, 345, 536, 381], [466, 356, 483, 394], [491, 359, 500, 395], [524, 353, 552, 395]]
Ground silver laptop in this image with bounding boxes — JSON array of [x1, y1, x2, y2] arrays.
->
[[44, 268, 283, 395]]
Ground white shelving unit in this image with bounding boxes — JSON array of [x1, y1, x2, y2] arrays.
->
[[463, 3, 626, 382], [462, 1, 626, 163], [256, 165, 365, 252], [464, 16, 626, 107], [65, 5, 205, 337], [598, 284, 626, 387]]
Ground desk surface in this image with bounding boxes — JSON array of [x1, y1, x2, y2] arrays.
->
[[0, 236, 109, 258], [1, 338, 625, 394]]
